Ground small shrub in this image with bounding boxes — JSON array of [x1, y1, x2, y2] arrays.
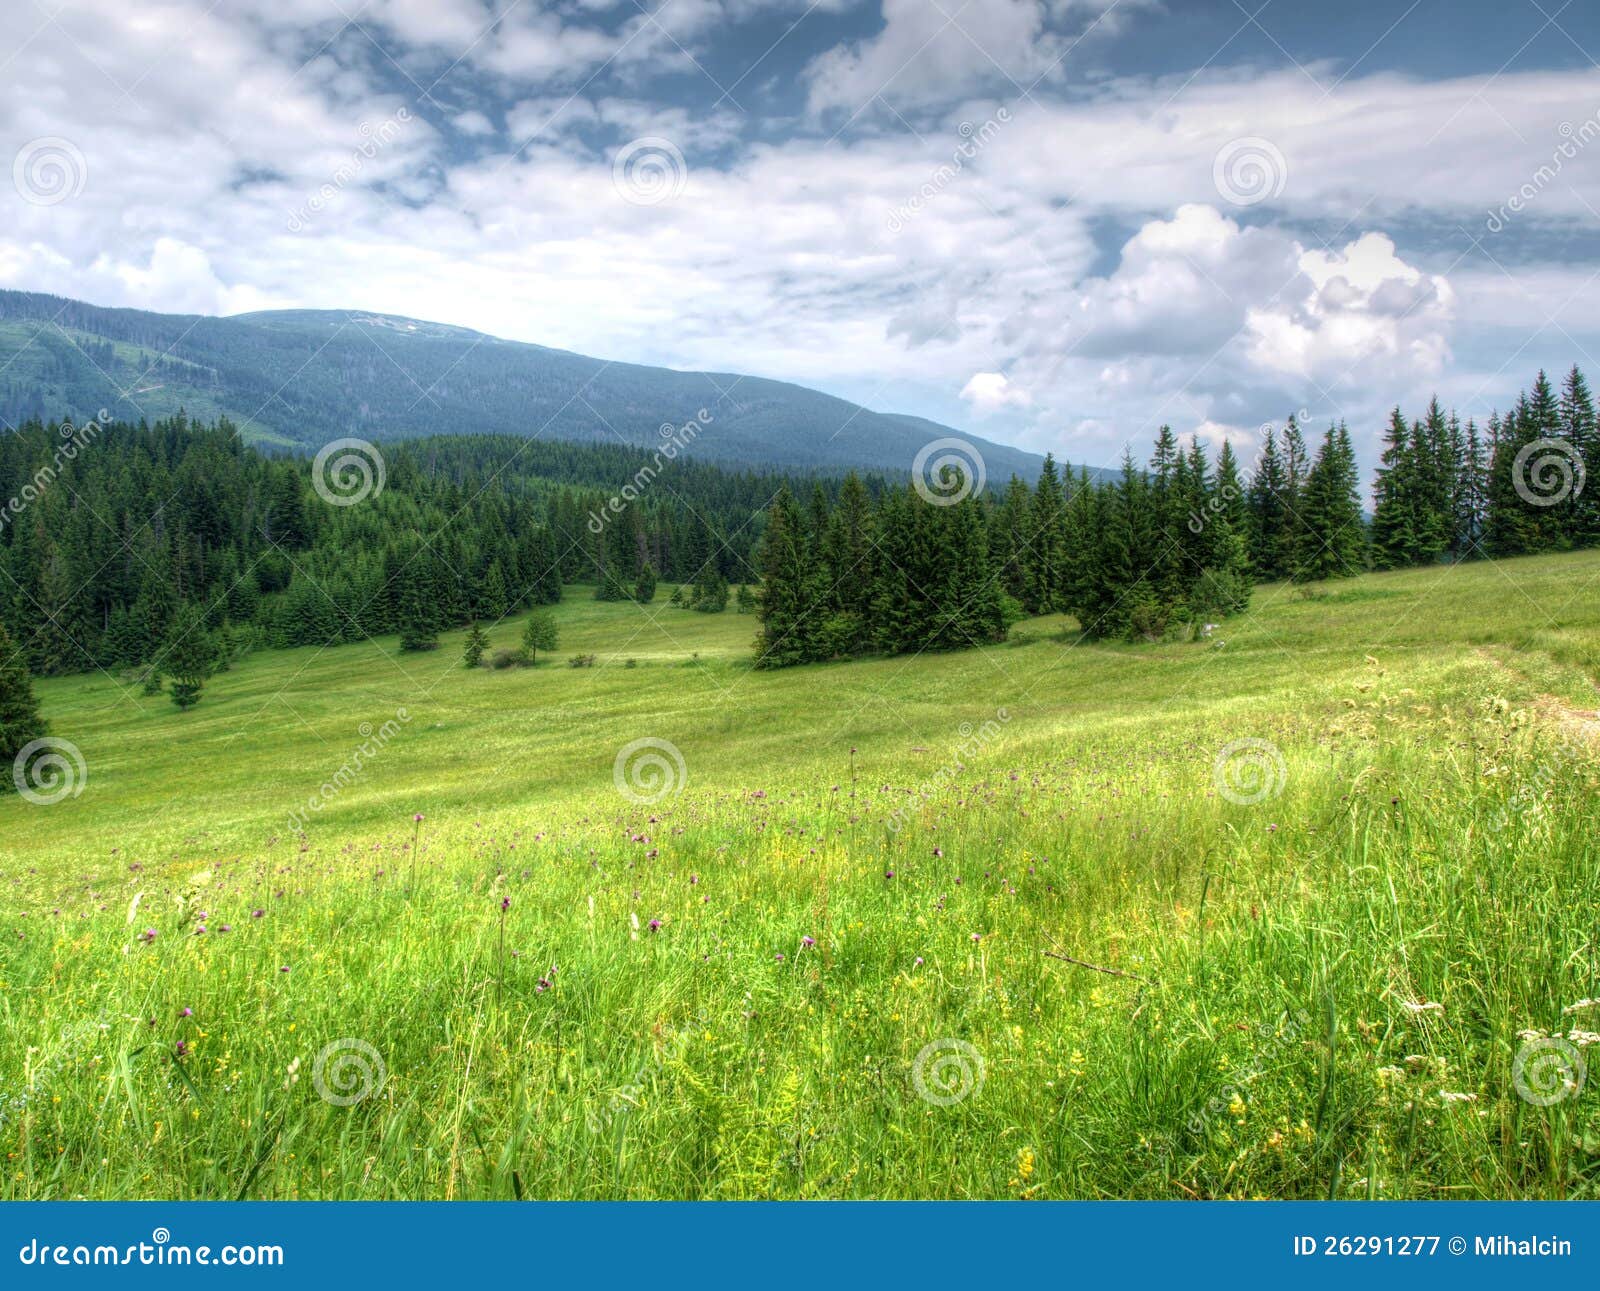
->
[[489, 649, 520, 670], [568, 653, 596, 668]]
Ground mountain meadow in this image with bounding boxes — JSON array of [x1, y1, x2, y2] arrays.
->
[[3, 533, 1599, 1197], [2, 355, 1599, 1199]]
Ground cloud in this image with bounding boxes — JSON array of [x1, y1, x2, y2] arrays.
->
[[0, 0, 1593, 482], [961, 371, 1031, 414], [804, 0, 1140, 116]]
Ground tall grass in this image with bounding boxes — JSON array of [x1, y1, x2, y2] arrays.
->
[[2, 555, 1597, 1198]]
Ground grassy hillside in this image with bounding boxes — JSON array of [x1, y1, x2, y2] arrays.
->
[[2, 555, 1598, 1199]]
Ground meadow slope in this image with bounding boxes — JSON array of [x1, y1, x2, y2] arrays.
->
[[2, 553, 1599, 1199]]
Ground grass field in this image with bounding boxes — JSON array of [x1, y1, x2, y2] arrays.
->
[[3, 553, 1599, 1199]]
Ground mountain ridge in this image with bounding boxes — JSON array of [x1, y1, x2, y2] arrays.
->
[[0, 290, 1052, 481]]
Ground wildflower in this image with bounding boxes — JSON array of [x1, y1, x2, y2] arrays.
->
[[1400, 1000, 1444, 1015], [884, 870, 895, 880], [1564, 999, 1600, 1015], [932, 847, 942, 858], [800, 935, 816, 949], [1439, 1091, 1477, 1104], [1569, 1030, 1600, 1048], [179, 1007, 193, 1018], [537, 978, 552, 993], [218, 924, 232, 933], [174, 1041, 188, 1058], [970, 932, 982, 943], [414, 813, 424, 822], [775, 953, 785, 962], [913, 957, 924, 967], [648, 919, 662, 932], [139, 928, 157, 944], [501, 897, 511, 912]]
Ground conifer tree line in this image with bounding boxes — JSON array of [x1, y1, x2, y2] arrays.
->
[[0, 416, 820, 680], [754, 364, 1593, 666], [0, 362, 1591, 692], [1370, 367, 1597, 566]]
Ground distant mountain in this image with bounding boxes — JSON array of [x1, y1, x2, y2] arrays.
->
[[0, 290, 1050, 481]]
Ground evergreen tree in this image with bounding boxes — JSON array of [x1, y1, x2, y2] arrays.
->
[[1369, 409, 1416, 569], [0, 622, 47, 784], [1293, 424, 1366, 581], [1024, 454, 1067, 614], [462, 622, 489, 668], [1246, 427, 1290, 580], [397, 571, 439, 651], [755, 488, 814, 668], [634, 563, 657, 604], [164, 607, 214, 709]]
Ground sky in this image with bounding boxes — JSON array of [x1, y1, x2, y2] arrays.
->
[[4, 0, 1600, 475]]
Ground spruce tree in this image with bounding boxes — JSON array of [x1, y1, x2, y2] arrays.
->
[[1246, 427, 1289, 580], [1369, 409, 1416, 569], [1024, 454, 1067, 615], [755, 488, 814, 668], [0, 622, 47, 784], [164, 607, 214, 709], [398, 571, 439, 651], [1294, 425, 1365, 581], [462, 622, 489, 668]]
